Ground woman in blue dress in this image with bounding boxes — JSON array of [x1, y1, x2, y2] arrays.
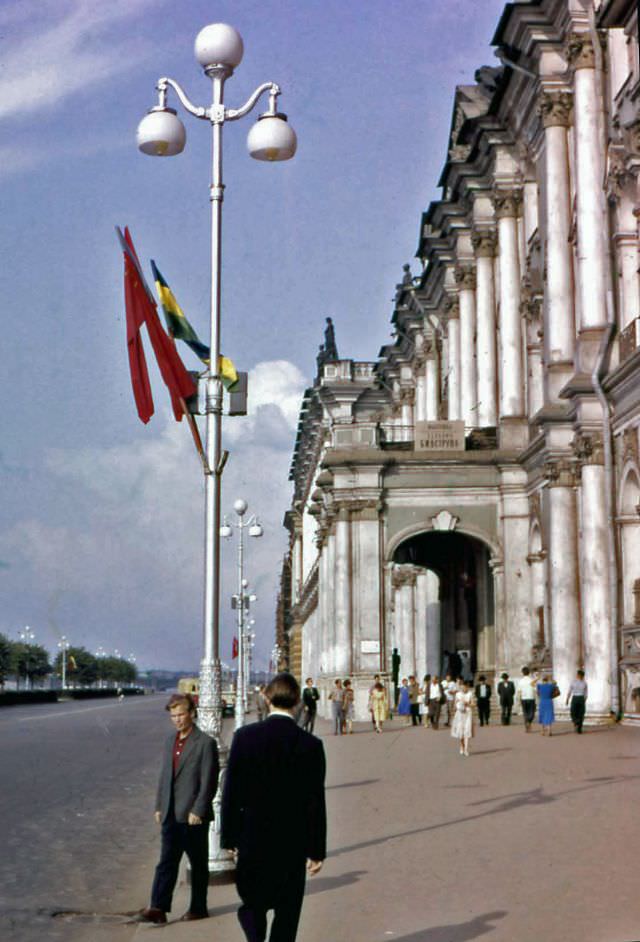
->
[[397, 677, 411, 726], [537, 675, 559, 736]]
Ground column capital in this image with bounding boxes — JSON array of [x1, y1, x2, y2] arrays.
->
[[454, 264, 476, 290], [493, 188, 521, 219], [392, 564, 418, 589], [471, 228, 497, 258], [537, 90, 573, 128], [520, 286, 542, 323], [565, 32, 596, 71], [544, 457, 578, 487], [573, 431, 605, 467], [444, 295, 460, 320]]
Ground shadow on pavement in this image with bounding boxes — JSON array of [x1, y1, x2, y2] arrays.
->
[[472, 748, 512, 757], [327, 779, 380, 790], [328, 775, 640, 860], [206, 870, 368, 920], [384, 910, 507, 941]]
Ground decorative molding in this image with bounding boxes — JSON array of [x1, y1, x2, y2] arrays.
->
[[444, 296, 460, 320], [431, 509, 459, 531], [544, 457, 577, 488], [471, 228, 497, 258], [454, 264, 476, 290], [493, 189, 521, 219], [392, 564, 418, 589], [537, 91, 573, 129], [573, 431, 605, 467], [566, 33, 596, 71]]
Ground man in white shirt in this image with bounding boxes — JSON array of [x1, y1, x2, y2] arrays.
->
[[517, 667, 537, 733], [443, 674, 457, 726], [566, 669, 588, 733], [474, 675, 491, 726]]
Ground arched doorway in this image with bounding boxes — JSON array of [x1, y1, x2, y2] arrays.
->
[[391, 530, 494, 680]]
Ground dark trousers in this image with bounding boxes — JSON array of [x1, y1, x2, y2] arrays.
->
[[500, 702, 513, 725], [428, 700, 441, 729], [570, 695, 586, 732], [522, 699, 536, 728], [302, 708, 316, 734], [477, 698, 491, 725], [236, 858, 306, 942], [151, 816, 209, 915], [410, 703, 420, 726]]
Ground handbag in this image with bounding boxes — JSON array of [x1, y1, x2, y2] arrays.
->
[[551, 684, 561, 699]]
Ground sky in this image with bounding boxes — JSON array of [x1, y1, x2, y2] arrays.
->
[[0, 0, 508, 673]]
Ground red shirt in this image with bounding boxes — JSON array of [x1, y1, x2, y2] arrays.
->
[[172, 728, 192, 774]]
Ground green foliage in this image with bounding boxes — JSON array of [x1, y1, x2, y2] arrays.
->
[[54, 646, 98, 687], [0, 633, 11, 685], [96, 656, 138, 685], [10, 642, 52, 688]]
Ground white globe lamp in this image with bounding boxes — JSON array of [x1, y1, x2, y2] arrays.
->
[[247, 113, 297, 162], [195, 24, 244, 70], [137, 107, 186, 156]]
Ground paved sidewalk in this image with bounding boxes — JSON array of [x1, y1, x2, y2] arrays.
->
[[126, 715, 640, 942]]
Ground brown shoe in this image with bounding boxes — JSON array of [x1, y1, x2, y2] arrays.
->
[[133, 907, 167, 925], [180, 912, 208, 921]]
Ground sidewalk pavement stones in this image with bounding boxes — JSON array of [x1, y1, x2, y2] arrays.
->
[[126, 713, 640, 942]]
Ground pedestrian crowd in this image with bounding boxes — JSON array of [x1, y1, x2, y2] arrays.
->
[[301, 666, 590, 755]]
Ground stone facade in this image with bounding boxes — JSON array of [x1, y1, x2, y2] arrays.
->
[[281, 0, 640, 725]]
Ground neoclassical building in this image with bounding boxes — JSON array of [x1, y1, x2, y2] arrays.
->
[[279, 0, 640, 724]]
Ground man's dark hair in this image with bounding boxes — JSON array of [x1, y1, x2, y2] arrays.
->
[[522, 666, 530, 675], [478, 674, 486, 682], [265, 672, 301, 709], [165, 693, 197, 714], [577, 669, 585, 678], [501, 672, 509, 679]]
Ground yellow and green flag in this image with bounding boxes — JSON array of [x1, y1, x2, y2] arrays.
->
[[151, 260, 239, 390]]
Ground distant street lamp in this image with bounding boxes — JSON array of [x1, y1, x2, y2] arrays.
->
[[137, 22, 294, 739], [221, 499, 263, 730], [18, 626, 35, 689], [58, 635, 70, 690]]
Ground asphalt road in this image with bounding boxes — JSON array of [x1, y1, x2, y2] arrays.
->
[[0, 694, 187, 942]]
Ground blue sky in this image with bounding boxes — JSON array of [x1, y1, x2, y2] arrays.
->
[[0, 0, 506, 672]]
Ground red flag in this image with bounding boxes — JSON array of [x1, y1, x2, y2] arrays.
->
[[232, 637, 239, 659], [122, 234, 154, 423], [119, 228, 196, 421]]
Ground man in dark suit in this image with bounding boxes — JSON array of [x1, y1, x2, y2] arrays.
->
[[475, 675, 492, 726], [222, 672, 327, 942], [301, 677, 320, 733], [135, 693, 219, 924], [498, 672, 516, 725]]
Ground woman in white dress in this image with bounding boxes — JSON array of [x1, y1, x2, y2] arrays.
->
[[451, 679, 475, 756]]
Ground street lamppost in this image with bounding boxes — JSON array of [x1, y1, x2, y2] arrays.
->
[[137, 23, 294, 738], [221, 499, 263, 730], [96, 646, 107, 688], [58, 635, 70, 690], [18, 626, 35, 690], [137, 24, 294, 870]]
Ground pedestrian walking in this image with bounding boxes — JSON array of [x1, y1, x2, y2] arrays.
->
[[256, 684, 267, 722], [443, 673, 457, 726], [370, 681, 388, 733], [517, 667, 537, 732], [566, 669, 588, 733], [328, 678, 344, 735], [498, 672, 516, 725], [421, 674, 431, 727], [475, 674, 492, 726], [301, 677, 320, 734], [221, 673, 326, 942], [134, 693, 219, 925], [537, 675, 560, 735], [428, 675, 445, 730], [408, 674, 421, 726], [368, 674, 381, 729], [342, 679, 355, 734], [397, 678, 411, 726], [451, 679, 475, 756]]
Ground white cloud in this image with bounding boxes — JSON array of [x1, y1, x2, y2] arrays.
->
[[0, 360, 307, 671], [0, 0, 162, 123]]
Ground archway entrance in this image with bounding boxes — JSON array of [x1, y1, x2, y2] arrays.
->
[[392, 530, 494, 680]]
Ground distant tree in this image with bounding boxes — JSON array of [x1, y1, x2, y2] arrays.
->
[[54, 646, 98, 687], [0, 633, 11, 687], [10, 642, 52, 689]]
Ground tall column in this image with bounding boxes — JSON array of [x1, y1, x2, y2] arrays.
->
[[567, 34, 607, 339], [445, 297, 461, 420], [415, 369, 426, 423], [494, 189, 525, 419], [574, 433, 612, 718], [333, 507, 352, 675], [425, 355, 439, 420], [392, 566, 417, 675], [324, 528, 336, 675], [455, 265, 478, 427], [317, 531, 328, 677], [415, 569, 429, 679], [545, 459, 581, 701], [472, 229, 498, 427], [425, 570, 441, 676], [538, 91, 575, 400], [500, 469, 533, 673]]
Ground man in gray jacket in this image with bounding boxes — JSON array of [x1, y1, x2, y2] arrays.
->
[[135, 693, 219, 924]]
